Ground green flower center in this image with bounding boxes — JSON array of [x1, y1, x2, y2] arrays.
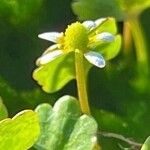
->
[[64, 22, 88, 52]]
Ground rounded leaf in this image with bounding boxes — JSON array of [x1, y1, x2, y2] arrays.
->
[[34, 95, 98, 150], [0, 110, 40, 150], [33, 52, 75, 93]]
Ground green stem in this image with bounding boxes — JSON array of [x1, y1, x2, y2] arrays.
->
[[129, 17, 149, 76], [75, 51, 101, 149], [123, 21, 132, 57], [75, 50, 90, 115]]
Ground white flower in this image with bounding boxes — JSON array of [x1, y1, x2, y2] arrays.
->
[[37, 18, 115, 68]]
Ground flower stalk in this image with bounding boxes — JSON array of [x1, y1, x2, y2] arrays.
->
[[75, 50, 91, 115], [123, 21, 132, 57], [129, 17, 149, 73], [35, 18, 119, 115], [128, 17, 149, 90]]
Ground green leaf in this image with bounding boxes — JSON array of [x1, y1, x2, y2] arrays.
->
[[141, 136, 150, 150], [72, 0, 124, 21], [33, 52, 75, 93], [72, 0, 150, 22], [0, 110, 40, 150], [34, 95, 98, 150], [0, 97, 8, 120], [97, 35, 122, 60], [63, 115, 98, 150]]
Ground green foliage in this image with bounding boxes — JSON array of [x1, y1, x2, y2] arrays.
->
[[87, 66, 150, 149], [0, 76, 57, 116], [0, 97, 8, 120], [0, 110, 40, 150], [92, 108, 128, 133], [119, 0, 150, 14], [0, 0, 149, 149], [72, 0, 123, 21], [0, 0, 43, 25], [0, 0, 74, 89], [72, 0, 150, 21], [34, 95, 98, 150], [33, 18, 121, 93], [141, 136, 150, 150], [33, 52, 75, 93]]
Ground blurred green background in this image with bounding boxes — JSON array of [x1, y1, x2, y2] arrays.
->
[[0, 0, 150, 149]]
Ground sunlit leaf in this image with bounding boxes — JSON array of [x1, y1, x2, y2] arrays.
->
[[0, 110, 40, 150], [33, 52, 75, 93], [34, 95, 98, 150]]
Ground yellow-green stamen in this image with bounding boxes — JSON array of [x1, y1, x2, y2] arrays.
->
[[64, 22, 88, 52]]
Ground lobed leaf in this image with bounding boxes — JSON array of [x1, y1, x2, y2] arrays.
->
[[33, 52, 75, 93], [34, 95, 98, 150], [0, 110, 40, 150]]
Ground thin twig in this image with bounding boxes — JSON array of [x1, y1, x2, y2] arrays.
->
[[98, 131, 142, 149]]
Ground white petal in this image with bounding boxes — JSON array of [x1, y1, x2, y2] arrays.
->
[[38, 32, 62, 43], [84, 51, 105, 68], [43, 44, 59, 55], [36, 50, 63, 66], [82, 20, 96, 30], [95, 18, 107, 26], [96, 32, 114, 42]]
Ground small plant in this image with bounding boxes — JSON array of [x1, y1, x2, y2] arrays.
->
[[32, 18, 121, 149], [0, 17, 121, 149], [33, 18, 121, 114], [0, 0, 149, 149]]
